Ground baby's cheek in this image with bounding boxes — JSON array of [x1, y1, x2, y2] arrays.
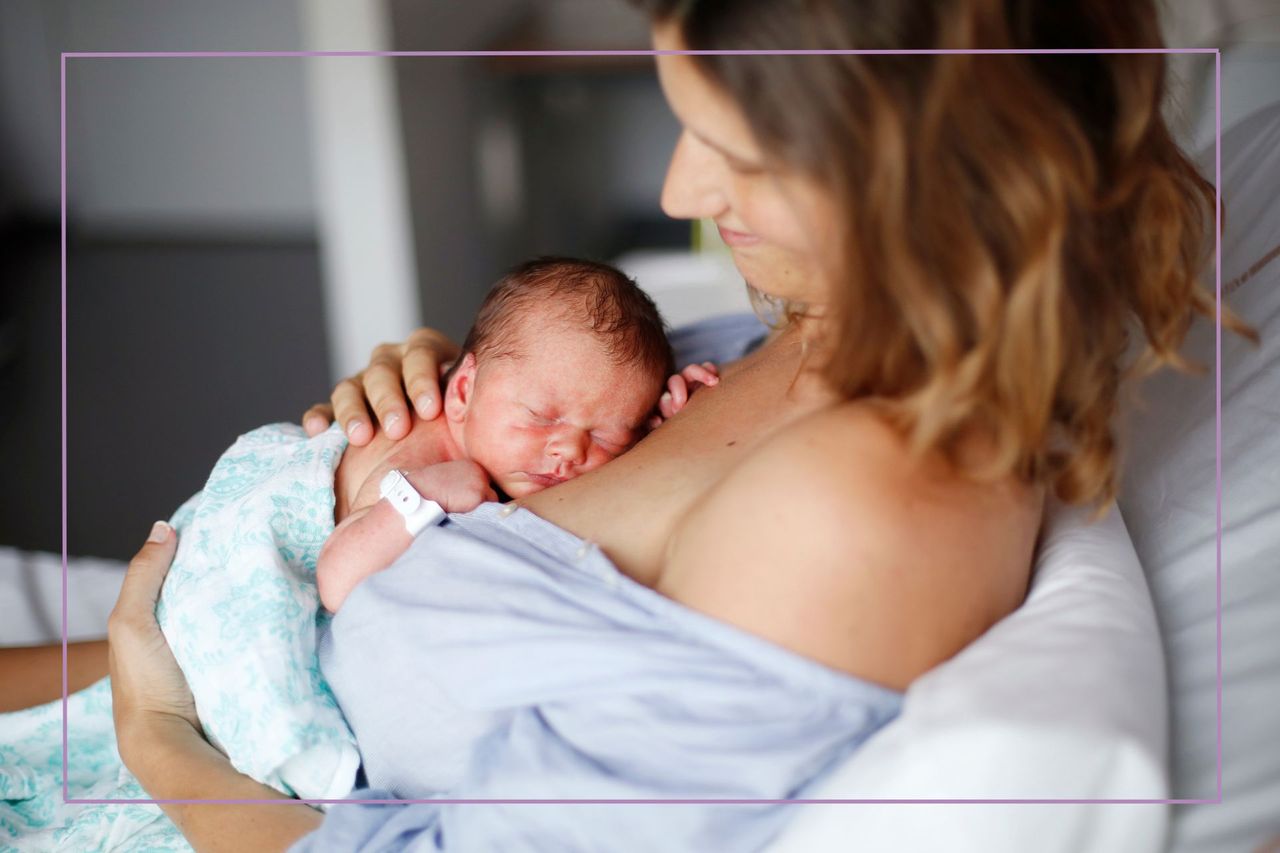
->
[[477, 427, 536, 470], [582, 447, 620, 472]]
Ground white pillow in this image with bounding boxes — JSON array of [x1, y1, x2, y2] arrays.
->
[[769, 498, 1169, 853], [1117, 101, 1280, 853]]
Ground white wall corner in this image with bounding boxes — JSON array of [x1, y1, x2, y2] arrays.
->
[[299, 0, 421, 382]]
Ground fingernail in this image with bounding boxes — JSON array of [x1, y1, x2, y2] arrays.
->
[[385, 412, 401, 429], [346, 419, 364, 439], [305, 415, 326, 434], [661, 391, 671, 403], [415, 395, 433, 416], [148, 521, 170, 543]]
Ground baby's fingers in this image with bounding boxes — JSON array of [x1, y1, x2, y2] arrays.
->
[[667, 374, 689, 411], [680, 362, 719, 387], [658, 391, 674, 420]]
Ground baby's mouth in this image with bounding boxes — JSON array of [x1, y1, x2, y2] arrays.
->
[[524, 472, 569, 487]]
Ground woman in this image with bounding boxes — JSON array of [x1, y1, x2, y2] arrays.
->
[[90, 0, 1228, 849]]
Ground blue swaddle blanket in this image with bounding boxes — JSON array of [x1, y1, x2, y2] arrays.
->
[[294, 503, 903, 852]]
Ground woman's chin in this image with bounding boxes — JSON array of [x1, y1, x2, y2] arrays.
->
[[729, 251, 822, 306]]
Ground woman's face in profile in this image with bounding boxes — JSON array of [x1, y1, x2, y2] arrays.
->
[[652, 22, 837, 309]]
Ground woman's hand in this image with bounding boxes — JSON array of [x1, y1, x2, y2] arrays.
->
[[302, 328, 461, 446], [108, 521, 202, 770], [107, 524, 323, 848]]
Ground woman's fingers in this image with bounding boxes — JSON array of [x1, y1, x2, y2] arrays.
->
[[402, 346, 442, 421], [404, 329, 460, 420], [407, 328, 461, 363], [301, 403, 334, 437], [364, 343, 412, 440], [109, 522, 202, 746], [330, 375, 376, 446], [110, 522, 179, 627], [328, 328, 461, 444]]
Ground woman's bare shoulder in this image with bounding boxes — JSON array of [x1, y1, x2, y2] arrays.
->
[[659, 401, 1042, 691]]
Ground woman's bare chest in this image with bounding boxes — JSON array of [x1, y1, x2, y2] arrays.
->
[[521, 340, 829, 587]]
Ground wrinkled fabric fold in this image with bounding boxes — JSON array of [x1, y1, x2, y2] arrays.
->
[[304, 502, 902, 852]]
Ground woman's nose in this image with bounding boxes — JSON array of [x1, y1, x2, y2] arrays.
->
[[660, 130, 729, 221]]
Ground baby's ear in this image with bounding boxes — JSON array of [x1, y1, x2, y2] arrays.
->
[[443, 353, 478, 423]]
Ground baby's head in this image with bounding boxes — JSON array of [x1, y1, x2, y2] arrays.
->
[[442, 257, 673, 499]]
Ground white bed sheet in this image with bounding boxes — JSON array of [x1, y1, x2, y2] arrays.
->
[[0, 547, 124, 647]]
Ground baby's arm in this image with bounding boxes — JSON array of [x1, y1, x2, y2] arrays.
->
[[316, 460, 496, 612]]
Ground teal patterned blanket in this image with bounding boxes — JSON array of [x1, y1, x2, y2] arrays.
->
[[1, 423, 355, 851]]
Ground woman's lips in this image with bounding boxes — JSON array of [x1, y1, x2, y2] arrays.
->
[[716, 224, 762, 247]]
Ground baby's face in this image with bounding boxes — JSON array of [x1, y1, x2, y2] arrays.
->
[[444, 322, 663, 499]]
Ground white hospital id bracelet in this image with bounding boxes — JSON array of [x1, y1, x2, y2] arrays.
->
[[379, 469, 446, 536]]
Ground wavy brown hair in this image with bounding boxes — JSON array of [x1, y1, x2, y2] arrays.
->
[[634, 0, 1253, 506]]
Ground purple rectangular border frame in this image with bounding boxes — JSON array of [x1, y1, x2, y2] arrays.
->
[[60, 46, 1224, 807]]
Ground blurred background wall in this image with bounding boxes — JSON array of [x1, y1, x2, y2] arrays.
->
[[3, 0, 1274, 561]]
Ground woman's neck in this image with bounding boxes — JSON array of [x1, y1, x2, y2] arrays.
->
[[759, 315, 837, 404]]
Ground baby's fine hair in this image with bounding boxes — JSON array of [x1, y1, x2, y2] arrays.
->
[[456, 256, 675, 381]]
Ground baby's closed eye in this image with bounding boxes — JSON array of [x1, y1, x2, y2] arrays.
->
[[592, 433, 629, 454]]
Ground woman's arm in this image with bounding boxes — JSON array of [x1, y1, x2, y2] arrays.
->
[[125, 715, 322, 853], [302, 328, 459, 445], [110, 522, 322, 851], [0, 639, 110, 712]]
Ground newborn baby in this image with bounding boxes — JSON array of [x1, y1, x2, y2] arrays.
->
[[317, 256, 718, 612]]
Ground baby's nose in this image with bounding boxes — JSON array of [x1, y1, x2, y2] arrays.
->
[[548, 430, 589, 468]]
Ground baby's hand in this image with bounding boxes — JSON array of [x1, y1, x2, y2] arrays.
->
[[650, 362, 719, 428], [405, 460, 498, 513]]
